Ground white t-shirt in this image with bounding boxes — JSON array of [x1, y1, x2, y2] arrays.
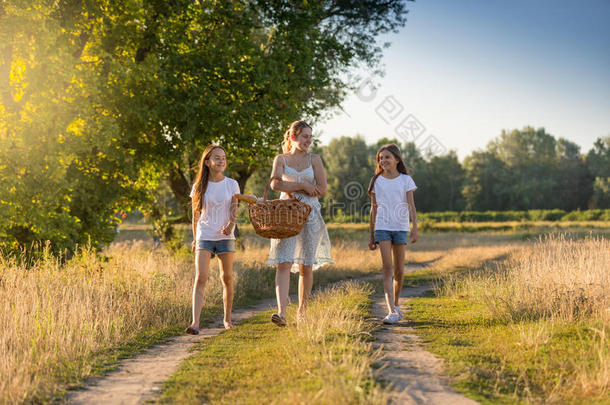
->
[[372, 173, 417, 232], [190, 177, 240, 241]]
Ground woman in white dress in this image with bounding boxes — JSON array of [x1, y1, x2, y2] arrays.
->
[[266, 120, 334, 326]]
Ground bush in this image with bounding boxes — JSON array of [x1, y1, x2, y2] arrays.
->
[[418, 209, 609, 224], [528, 209, 567, 221], [560, 209, 610, 221]]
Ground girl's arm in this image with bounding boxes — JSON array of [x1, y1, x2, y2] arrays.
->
[[221, 194, 238, 235], [191, 206, 200, 252], [406, 190, 418, 243], [311, 154, 327, 196], [369, 193, 377, 250], [269, 155, 317, 196]]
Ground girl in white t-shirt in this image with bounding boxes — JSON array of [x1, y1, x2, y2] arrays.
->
[[186, 145, 240, 334], [367, 144, 418, 324]]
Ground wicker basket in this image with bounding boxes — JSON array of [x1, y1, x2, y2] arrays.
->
[[242, 178, 311, 239]]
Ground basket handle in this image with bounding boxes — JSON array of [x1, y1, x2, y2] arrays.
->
[[264, 177, 276, 201]]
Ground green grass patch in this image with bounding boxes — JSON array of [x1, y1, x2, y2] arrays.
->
[[407, 294, 609, 404], [157, 281, 385, 404]]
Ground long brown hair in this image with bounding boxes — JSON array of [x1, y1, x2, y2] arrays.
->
[[192, 144, 225, 214], [367, 144, 410, 196], [281, 120, 312, 153]]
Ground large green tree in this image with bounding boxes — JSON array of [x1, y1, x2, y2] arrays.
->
[[0, 0, 409, 251], [321, 135, 374, 218], [462, 127, 592, 211], [415, 151, 465, 212], [146, 0, 409, 225], [0, 1, 150, 253], [462, 151, 511, 211], [586, 136, 610, 208], [554, 138, 591, 210]]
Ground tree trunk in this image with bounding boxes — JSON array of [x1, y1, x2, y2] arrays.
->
[[168, 165, 191, 223], [234, 167, 252, 196]]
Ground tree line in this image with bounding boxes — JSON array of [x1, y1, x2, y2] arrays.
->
[[245, 127, 609, 218]]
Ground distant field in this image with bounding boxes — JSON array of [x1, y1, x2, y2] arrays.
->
[[115, 220, 610, 246]]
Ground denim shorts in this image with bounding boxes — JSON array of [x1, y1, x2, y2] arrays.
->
[[374, 230, 408, 245], [196, 239, 236, 256]]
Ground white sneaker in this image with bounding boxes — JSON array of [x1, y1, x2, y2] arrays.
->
[[395, 305, 403, 319], [382, 312, 400, 324]]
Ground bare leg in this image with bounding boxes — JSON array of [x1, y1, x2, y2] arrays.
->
[[379, 241, 395, 314], [218, 252, 235, 326], [298, 264, 313, 317], [275, 262, 292, 318], [189, 250, 212, 329], [392, 244, 406, 307]]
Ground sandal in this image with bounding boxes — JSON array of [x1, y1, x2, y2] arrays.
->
[[271, 313, 287, 327], [223, 321, 236, 329], [185, 326, 200, 335]]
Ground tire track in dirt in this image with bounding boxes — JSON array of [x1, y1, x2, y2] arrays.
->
[[66, 259, 474, 405], [370, 262, 479, 405], [64, 297, 277, 405]]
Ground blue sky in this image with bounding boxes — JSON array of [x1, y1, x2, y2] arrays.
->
[[315, 0, 610, 159]]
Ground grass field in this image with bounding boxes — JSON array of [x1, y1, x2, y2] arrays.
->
[[1, 221, 608, 404], [158, 281, 385, 404], [0, 226, 385, 403], [407, 235, 609, 404]]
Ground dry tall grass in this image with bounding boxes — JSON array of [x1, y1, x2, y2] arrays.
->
[[442, 235, 610, 324], [438, 234, 610, 400], [0, 241, 283, 404], [280, 281, 386, 404], [0, 228, 528, 404], [0, 242, 193, 403], [486, 235, 609, 324], [0, 236, 385, 404]]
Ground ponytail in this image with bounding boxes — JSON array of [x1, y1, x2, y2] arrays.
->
[[282, 120, 311, 153]]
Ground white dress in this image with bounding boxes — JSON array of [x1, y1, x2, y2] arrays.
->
[[266, 155, 334, 273]]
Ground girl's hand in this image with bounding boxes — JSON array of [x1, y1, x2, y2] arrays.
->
[[221, 222, 234, 235], [302, 182, 318, 196], [368, 234, 377, 250], [191, 240, 196, 253], [410, 229, 418, 243]]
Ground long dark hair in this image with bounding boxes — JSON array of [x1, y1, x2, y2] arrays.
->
[[192, 144, 225, 214], [367, 144, 410, 196]]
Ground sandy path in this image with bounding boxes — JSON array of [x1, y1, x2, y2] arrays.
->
[[65, 260, 476, 405], [371, 276, 479, 405], [64, 297, 277, 405]]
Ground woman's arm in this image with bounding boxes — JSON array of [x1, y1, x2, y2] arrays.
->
[[406, 190, 418, 243], [269, 155, 317, 195], [311, 154, 327, 196], [369, 193, 377, 250]]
